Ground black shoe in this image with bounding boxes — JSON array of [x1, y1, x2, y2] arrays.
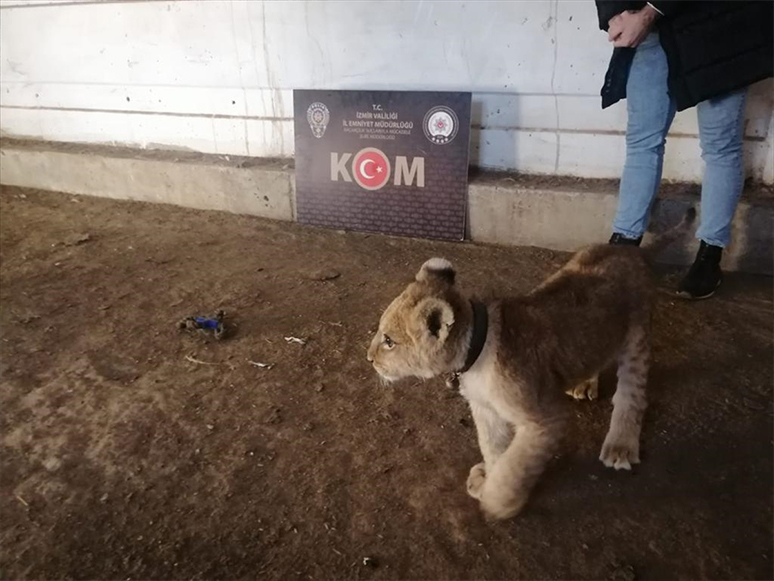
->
[[677, 241, 723, 300], [609, 233, 642, 246]]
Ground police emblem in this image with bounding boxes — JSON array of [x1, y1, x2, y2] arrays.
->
[[307, 102, 330, 139], [423, 106, 459, 145]]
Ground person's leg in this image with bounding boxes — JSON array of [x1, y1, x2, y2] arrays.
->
[[612, 34, 677, 242], [695, 89, 748, 247], [677, 89, 747, 300]]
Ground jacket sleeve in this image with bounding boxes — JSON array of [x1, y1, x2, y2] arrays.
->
[[595, 1, 647, 30], [647, 1, 687, 18]]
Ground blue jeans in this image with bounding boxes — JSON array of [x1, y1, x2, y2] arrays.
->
[[613, 34, 748, 248]]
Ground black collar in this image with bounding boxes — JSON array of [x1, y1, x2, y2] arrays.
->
[[459, 301, 488, 374]]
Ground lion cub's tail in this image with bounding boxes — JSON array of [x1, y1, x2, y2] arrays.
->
[[641, 207, 697, 260]]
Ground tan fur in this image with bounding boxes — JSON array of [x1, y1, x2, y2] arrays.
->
[[367, 247, 654, 520]]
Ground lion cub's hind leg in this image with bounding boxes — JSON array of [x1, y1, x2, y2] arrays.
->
[[565, 374, 599, 401]]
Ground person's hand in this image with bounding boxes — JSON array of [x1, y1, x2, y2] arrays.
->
[[607, 12, 625, 39], [608, 5, 659, 48]]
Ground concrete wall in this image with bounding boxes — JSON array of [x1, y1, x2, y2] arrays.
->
[[1, 0, 772, 183]]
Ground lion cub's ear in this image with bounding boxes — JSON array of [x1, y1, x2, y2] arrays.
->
[[415, 297, 455, 343], [416, 257, 456, 285]]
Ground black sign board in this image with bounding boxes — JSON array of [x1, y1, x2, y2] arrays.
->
[[293, 90, 472, 241]]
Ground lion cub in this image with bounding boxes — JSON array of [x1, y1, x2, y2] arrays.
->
[[367, 246, 654, 520]]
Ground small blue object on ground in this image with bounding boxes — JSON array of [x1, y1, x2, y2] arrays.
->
[[177, 310, 227, 340]]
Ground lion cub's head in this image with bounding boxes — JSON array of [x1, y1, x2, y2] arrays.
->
[[367, 258, 471, 383]]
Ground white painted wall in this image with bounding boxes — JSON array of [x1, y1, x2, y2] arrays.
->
[[1, 0, 772, 183]]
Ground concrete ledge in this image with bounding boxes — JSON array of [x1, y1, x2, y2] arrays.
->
[[0, 141, 294, 222], [2, 139, 772, 274], [469, 180, 774, 274]]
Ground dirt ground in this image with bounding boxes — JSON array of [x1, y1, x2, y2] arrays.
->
[[1, 186, 772, 581]]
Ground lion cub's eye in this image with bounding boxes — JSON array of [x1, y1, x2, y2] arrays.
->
[[383, 334, 395, 349]]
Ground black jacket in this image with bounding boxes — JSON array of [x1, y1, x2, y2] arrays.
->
[[595, 1, 773, 111]]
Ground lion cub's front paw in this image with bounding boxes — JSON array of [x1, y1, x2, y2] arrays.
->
[[466, 463, 486, 499], [599, 431, 641, 470], [565, 375, 599, 401], [479, 490, 527, 521]]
